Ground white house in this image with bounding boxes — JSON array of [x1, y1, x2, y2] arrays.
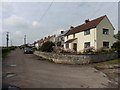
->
[[64, 15, 117, 52]]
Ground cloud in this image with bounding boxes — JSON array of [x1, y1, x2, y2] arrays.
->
[[2, 14, 45, 46], [3, 15, 30, 29], [32, 21, 42, 28], [14, 31, 22, 35]]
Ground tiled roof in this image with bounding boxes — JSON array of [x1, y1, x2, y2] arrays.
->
[[65, 38, 77, 43], [65, 15, 106, 36], [38, 35, 55, 43]]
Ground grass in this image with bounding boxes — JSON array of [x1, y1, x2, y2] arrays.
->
[[1, 47, 16, 58], [47, 59, 54, 63], [94, 58, 120, 66], [2, 49, 11, 57]]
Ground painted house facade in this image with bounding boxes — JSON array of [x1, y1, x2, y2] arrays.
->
[[64, 15, 116, 52], [56, 30, 69, 47]]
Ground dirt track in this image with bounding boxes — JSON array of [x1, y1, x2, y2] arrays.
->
[[2, 48, 115, 88]]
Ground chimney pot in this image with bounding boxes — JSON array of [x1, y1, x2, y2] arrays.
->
[[70, 26, 74, 29], [85, 19, 90, 23], [61, 31, 64, 34]]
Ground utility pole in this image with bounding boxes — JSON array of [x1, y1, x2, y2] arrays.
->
[[6, 32, 9, 48], [11, 40, 12, 47], [24, 35, 26, 45]]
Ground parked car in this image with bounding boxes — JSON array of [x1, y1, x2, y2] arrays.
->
[[24, 48, 33, 54]]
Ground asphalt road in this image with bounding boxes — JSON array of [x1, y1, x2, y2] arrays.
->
[[2, 48, 114, 88]]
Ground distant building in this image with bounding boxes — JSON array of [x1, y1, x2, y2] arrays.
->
[[34, 35, 56, 49], [56, 30, 69, 47]]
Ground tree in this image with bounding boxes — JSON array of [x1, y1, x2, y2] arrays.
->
[[40, 41, 55, 52], [111, 41, 120, 57], [114, 31, 120, 40]]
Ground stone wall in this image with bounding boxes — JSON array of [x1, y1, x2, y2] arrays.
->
[[34, 51, 118, 64]]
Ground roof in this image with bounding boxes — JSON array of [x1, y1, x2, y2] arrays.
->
[[38, 35, 55, 43], [65, 38, 77, 43], [65, 15, 106, 36]]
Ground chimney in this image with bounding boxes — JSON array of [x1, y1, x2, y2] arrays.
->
[[44, 37, 47, 39], [85, 19, 90, 24], [70, 26, 74, 29], [61, 31, 64, 34]]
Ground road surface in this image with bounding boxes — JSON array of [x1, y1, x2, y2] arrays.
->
[[2, 48, 115, 88]]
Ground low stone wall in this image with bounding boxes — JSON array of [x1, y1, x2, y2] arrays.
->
[[34, 51, 118, 64]]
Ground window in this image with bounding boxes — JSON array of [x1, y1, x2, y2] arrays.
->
[[73, 33, 75, 38], [84, 29, 90, 35], [103, 28, 109, 35], [66, 44, 69, 48], [103, 42, 109, 48], [84, 42, 90, 48]]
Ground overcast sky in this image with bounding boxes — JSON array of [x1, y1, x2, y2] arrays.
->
[[1, 2, 118, 46]]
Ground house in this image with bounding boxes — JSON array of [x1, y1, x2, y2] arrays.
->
[[34, 35, 56, 49], [64, 15, 117, 52], [56, 30, 69, 47], [34, 41, 39, 49]]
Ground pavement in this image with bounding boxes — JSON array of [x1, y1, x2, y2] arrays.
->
[[2, 48, 116, 88]]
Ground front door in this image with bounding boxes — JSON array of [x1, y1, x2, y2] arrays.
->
[[73, 43, 77, 51]]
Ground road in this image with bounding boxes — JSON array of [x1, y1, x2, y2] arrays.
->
[[2, 48, 114, 88]]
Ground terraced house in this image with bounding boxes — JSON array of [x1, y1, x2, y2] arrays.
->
[[64, 15, 116, 52]]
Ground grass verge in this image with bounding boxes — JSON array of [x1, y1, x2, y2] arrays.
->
[[94, 58, 120, 66]]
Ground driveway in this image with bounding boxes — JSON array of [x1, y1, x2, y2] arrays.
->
[[2, 48, 115, 88]]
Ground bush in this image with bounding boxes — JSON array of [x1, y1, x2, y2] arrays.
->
[[40, 41, 55, 52], [111, 41, 120, 57], [53, 46, 75, 53], [111, 41, 120, 49], [48, 59, 54, 63], [82, 46, 95, 54]]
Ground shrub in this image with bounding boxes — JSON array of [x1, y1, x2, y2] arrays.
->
[[94, 47, 109, 53], [53, 46, 75, 53], [48, 59, 54, 63], [40, 41, 55, 52], [111, 41, 120, 57], [82, 46, 95, 54], [111, 41, 120, 50]]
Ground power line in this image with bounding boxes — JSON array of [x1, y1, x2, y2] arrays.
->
[[39, 0, 54, 21]]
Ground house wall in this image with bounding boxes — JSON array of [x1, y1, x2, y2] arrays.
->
[[35, 43, 39, 49], [49, 36, 56, 43], [77, 28, 97, 52], [96, 16, 117, 49], [64, 28, 97, 52]]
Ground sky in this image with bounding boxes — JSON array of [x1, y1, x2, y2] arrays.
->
[[0, 1, 119, 46]]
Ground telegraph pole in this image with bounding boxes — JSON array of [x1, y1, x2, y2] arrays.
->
[[11, 40, 12, 47], [24, 35, 26, 45], [6, 32, 9, 48]]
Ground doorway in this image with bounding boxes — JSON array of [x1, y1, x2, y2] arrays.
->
[[73, 43, 77, 51]]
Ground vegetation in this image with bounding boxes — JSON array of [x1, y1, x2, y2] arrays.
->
[[114, 31, 120, 40], [40, 41, 55, 52], [96, 59, 120, 65], [1, 46, 17, 57], [47, 59, 54, 63], [80, 47, 116, 54], [111, 41, 120, 57]]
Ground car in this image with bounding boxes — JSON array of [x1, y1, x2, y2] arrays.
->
[[24, 48, 33, 54]]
